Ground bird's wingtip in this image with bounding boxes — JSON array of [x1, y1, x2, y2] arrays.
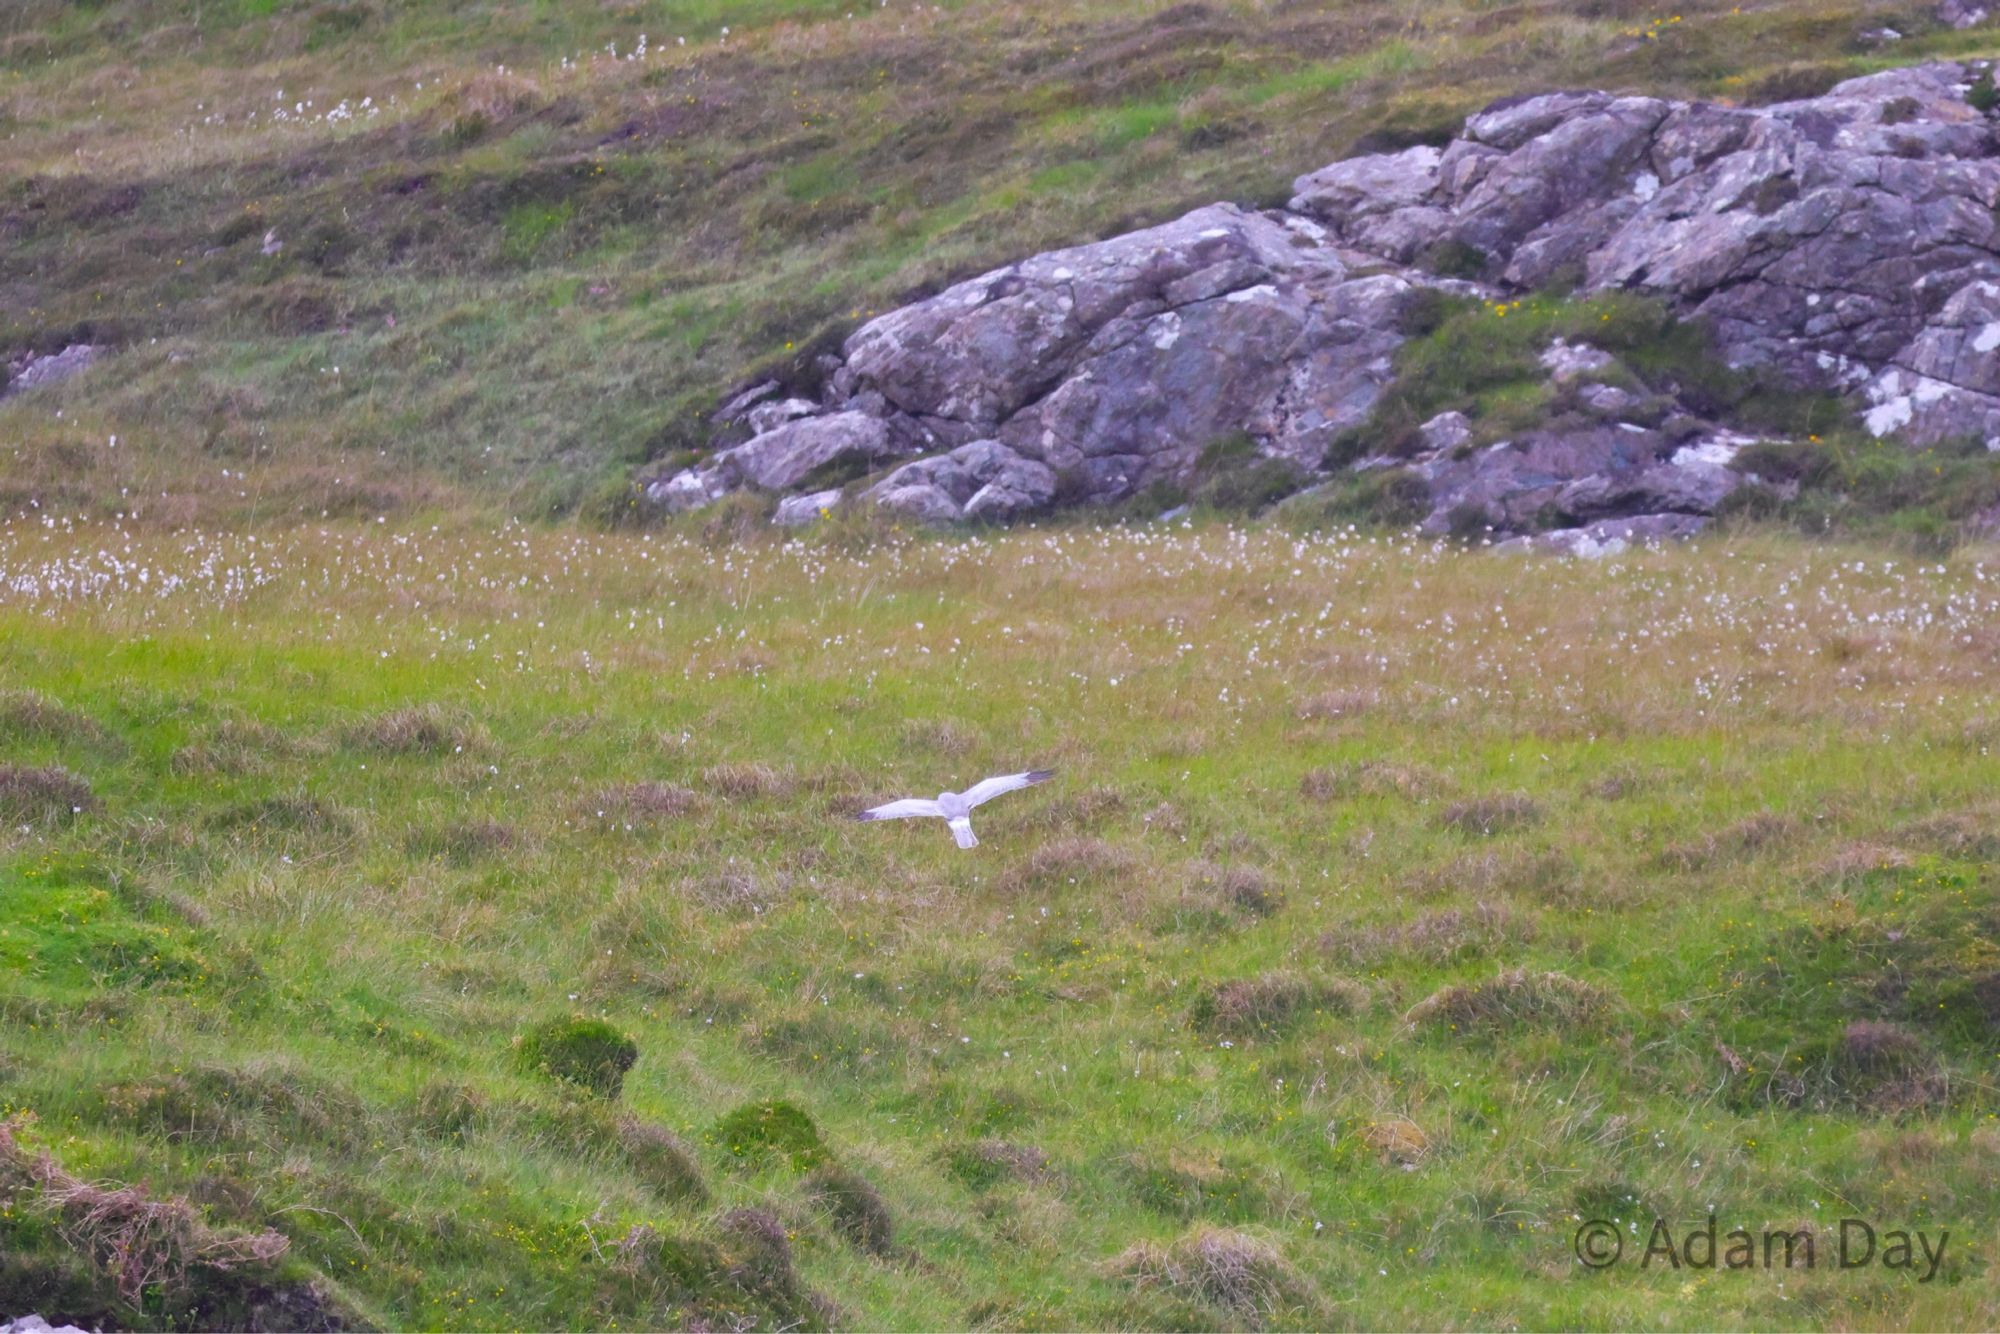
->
[[1027, 768, 1056, 783], [852, 811, 877, 822]]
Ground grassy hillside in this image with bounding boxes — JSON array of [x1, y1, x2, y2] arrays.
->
[[2, 518, 1999, 1328], [5, 0, 2000, 525]]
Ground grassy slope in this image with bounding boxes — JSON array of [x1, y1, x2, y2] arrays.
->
[[2, 519, 1999, 1328], [4, 0, 2000, 525]]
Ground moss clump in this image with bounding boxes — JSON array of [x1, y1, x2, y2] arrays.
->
[[711, 1099, 826, 1170], [515, 1016, 638, 1099]]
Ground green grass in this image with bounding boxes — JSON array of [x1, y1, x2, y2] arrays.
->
[[2, 519, 1999, 1328]]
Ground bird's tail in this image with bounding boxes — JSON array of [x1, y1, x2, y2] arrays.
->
[[949, 818, 977, 849]]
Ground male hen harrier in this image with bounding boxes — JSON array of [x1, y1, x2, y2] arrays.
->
[[853, 769, 1055, 848]]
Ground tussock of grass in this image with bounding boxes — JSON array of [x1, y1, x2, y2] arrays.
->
[[1438, 793, 1543, 836], [1405, 969, 1607, 1036], [346, 704, 482, 756], [806, 1163, 896, 1257], [0, 691, 105, 746], [1189, 971, 1367, 1037], [0, 764, 95, 825], [701, 761, 795, 800], [583, 780, 699, 822], [1325, 901, 1538, 967], [1110, 1226, 1319, 1327]]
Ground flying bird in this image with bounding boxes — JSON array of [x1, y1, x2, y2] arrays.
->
[[853, 769, 1056, 848]]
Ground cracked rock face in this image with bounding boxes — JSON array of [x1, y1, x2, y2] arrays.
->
[[653, 62, 2000, 544]]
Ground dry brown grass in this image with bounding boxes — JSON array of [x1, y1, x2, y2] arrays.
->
[[1657, 810, 1801, 870], [0, 1119, 290, 1307]]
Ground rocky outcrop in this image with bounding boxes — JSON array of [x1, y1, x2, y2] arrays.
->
[[654, 62, 2000, 544], [3, 343, 102, 397]]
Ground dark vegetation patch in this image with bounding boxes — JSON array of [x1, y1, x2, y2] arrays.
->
[[404, 818, 516, 864], [1001, 836, 1140, 893], [0, 690, 106, 747], [806, 1163, 896, 1256], [1656, 810, 1801, 870], [514, 1016, 639, 1098], [1299, 758, 1444, 802], [711, 1099, 827, 1170]]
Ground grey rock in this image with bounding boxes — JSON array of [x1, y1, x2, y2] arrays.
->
[[1539, 339, 1615, 382], [773, 488, 844, 526], [1495, 513, 1708, 556], [745, 397, 820, 436], [1414, 422, 1744, 537], [865, 439, 1057, 524], [6, 344, 101, 395], [714, 411, 895, 492], [1418, 411, 1474, 452], [1580, 383, 1635, 414], [1941, 0, 1989, 29]]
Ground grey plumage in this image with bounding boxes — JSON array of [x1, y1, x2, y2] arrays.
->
[[854, 769, 1055, 849]]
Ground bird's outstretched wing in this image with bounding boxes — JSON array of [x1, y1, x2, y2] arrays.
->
[[854, 798, 942, 822], [961, 769, 1056, 808]]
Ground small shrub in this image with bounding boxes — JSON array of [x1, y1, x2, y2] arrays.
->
[[712, 1099, 826, 1170], [1416, 238, 1489, 280], [806, 1164, 895, 1255], [1970, 67, 1998, 114], [0, 765, 96, 825], [515, 1016, 638, 1098]]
